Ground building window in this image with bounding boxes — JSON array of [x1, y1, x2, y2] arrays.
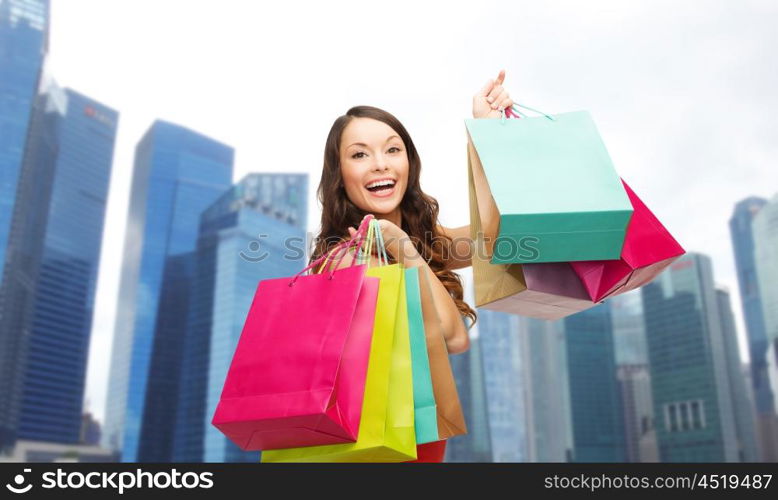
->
[[679, 401, 690, 431], [668, 404, 678, 432], [690, 400, 701, 429]]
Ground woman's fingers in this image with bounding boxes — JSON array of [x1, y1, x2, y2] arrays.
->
[[491, 89, 508, 110], [494, 69, 505, 86], [486, 84, 503, 105], [477, 78, 494, 98]]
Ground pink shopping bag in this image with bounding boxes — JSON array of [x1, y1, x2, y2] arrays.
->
[[211, 219, 380, 450], [570, 180, 685, 302]]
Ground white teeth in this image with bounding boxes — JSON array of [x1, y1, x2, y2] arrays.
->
[[366, 180, 395, 189]]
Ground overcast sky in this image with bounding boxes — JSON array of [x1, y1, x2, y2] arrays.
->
[[46, 0, 778, 423]]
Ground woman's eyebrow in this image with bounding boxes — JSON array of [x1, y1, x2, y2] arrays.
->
[[347, 135, 401, 149]]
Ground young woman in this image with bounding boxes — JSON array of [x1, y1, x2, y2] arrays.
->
[[310, 70, 514, 357]]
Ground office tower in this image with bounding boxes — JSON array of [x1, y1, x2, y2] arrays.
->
[[0, 0, 48, 272], [172, 173, 308, 463], [103, 121, 233, 462], [753, 195, 778, 348], [641, 253, 740, 462], [768, 339, 778, 416], [477, 309, 528, 462], [0, 77, 117, 452], [446, 336, 493, 462], [519, 317, 573, 462], [752, 194, 778, 461], [716, 288, 759, 461], [610, 291, 658, 462], [729, 197, 771, 414], [564, 302, 627, 462], [0, 0, 49, 455]]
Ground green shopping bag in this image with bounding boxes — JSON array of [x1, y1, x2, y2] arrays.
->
[[261, 220, 416, 462], [465, 105, 633, 264], [404, 267, 438, 444]]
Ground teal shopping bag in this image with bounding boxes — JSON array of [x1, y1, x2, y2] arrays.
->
[[404, 267, 438, 444], [465, 108, 633, 264]]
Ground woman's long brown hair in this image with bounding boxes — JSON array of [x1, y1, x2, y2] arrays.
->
[[310, 105, 477, 328]]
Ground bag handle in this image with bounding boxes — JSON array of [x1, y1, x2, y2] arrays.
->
[[499, 103, 556, 124], [358, 218, 389, 268], [312, 216, 392, 277], [289, 215, 373, 285], [315, 215, 377, 275]]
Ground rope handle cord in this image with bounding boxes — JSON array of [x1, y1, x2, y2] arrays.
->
[[499, 103, 556, 124], [289, 215, 373, 286]]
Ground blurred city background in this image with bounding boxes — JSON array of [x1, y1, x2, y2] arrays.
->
[[1, 0, 776, 462]]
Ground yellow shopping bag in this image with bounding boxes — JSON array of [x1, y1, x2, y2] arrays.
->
[[262, 221, 416, 462]]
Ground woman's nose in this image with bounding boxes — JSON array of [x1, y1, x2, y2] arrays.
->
[[372, 155, 390, 171]]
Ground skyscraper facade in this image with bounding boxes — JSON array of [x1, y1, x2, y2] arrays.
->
[[0, 0, 49, 455], [173, 173, 308, 463], [751, 194, 778, 461], [753, 195, 778, 347], [641, 253, 739, 462], [477, 309, 528, 462], [729, 197, 771, 414], [715, 288, 759, 462], [610, 291, 658, 462], [0, 0, 48, 273], [0, 77, 117, 450], [519, 317, 573, 462], [564, 302, 627, 462], [446, 336, 492, 462], [103, 121, 233, 462]]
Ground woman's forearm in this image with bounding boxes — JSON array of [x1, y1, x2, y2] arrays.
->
[[469, 129, 501, 256]]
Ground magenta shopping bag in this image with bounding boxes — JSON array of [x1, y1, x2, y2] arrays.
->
[[211, 220, 380, 451], [570, 180, 685, 302]]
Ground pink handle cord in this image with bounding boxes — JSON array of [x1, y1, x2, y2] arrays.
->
[[318, 215, 374, 274], [504, 106, 521, 119], [289, 215, 374, 285]]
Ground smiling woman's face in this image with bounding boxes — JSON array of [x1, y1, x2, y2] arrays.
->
[[339, 117, 408, 218]]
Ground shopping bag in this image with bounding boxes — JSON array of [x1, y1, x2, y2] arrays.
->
[[210, 220, 378, 450], [405, 266, 439, 444], [570, 179, 685, 301], [465, 105, 633, 264], [417, 266, 467, 439], [262, 219, 417, 462], [469, 156, 598, 320]]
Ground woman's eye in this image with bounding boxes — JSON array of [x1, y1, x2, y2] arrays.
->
[[388, 147, 401, 153], [352, 152, 366, 159]]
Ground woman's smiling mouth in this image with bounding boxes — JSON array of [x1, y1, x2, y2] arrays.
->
[[365, 178, 397, 197]]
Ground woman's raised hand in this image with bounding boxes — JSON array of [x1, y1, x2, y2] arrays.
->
[[472, 69, 514, 119]]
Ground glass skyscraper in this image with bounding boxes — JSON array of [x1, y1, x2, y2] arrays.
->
[[103, 121, 233, 462], [477, 309, 529, 462], [564, 303, 627, 462], [641, 253, 740, 462], [751, 194, 778, 461], [610, 291, 658, 462], [729, 197, 771, 414], [716, 288, 759, 462], [446, 336, 492, 462], [753, 195, 778, 347], [0, 0, 49, 454], [0, 77, 117, 453], [519, 317, 573, 462], [173, 173, 308, 463], [0, 0, 47, 273]]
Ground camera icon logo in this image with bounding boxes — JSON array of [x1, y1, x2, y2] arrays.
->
[[5, 468, 33, 494]]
